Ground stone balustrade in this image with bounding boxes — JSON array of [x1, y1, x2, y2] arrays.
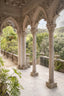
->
[[40, 56, 64, 73], [1, 50, 30, 65]]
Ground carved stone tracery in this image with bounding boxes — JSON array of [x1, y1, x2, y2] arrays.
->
[[4, 0, 30, 8]]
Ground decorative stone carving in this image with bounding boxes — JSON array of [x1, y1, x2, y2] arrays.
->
[[23, 15, 31, 31], [47, 23, 56, 33], [4, 0, 30, 8], [0, 15, 21, 35], [56, 0, 64, 15]]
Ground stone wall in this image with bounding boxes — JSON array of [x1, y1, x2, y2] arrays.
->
[[1, 50, 30, 65], [40, 56, 49, 67], [40, 56, 64, 73]]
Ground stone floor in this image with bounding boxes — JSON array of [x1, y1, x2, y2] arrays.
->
[[0, 54, 64, 96]]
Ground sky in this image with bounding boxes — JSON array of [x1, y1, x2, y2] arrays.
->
[[27, 9, 64, 29], [56, 10, 64, 28]]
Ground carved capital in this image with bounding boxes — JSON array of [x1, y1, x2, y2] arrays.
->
[[31, 26, 38, 35], [47, 23, 56, 33]]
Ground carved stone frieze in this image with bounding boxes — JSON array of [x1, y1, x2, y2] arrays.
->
[[4, 0, 30, 8]]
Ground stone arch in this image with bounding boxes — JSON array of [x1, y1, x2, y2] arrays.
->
[[23, 15, 31, 31], [32, 6, 47, 26], [57, 6, 64, 16], [1, 17, 19, 34], [53, 5, 64, 24]]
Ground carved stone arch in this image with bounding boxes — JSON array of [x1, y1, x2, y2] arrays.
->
[[23, 15, 31, 31], [52, 14, 59, 25], [56, 5, 64, 16], [53, 6, 64, 25], [32, 6, 47, 26], [1, 17, 19, 34]]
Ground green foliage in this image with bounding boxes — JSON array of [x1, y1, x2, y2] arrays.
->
[[0, 57, 23, 96], [55, 60, 64, 71], [26, 32, 49, 60], [59, 47, 64, 59], [26, 34, 33, 60], [2, 26, 17, 41], [1, 26, 64, 61], [1, 26, 18, 54]]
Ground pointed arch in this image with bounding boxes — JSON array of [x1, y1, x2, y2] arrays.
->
[[54, 7, 64, 25], [1, 17, 19, 34], [23, 15, 31, 31], [32, 6, 47, 25]]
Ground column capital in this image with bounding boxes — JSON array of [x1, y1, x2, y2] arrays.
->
[[31, 26, 38, 35], [47, 23, 56, 33]]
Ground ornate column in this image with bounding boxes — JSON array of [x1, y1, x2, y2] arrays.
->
[[30, 26, 38, 77], [46, 23, 57, 88]]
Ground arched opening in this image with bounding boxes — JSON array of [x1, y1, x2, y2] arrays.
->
[[31, 6, 48, 63], [0, 17, 19, 66], [1, 26, 18, 54], [37, 19, 48, 65]]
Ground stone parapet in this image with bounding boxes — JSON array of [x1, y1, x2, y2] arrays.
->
[[40, 56, 64, 73], [1, 50, 30, 65]]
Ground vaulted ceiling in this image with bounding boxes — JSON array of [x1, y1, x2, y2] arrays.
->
[[0, 0, 64, 16], [0, 0, 64, 18], [0, 0, 64, 31]]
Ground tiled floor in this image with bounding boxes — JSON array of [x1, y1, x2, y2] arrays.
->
[[1, 54, 64, 96]]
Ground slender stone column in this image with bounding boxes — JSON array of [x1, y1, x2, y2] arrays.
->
[[21, 31, 27, 69], [46, 23, 57, 88], [18, 31, 23, 69], [30, 26, 38, 77], [18, 30, 27, 69]]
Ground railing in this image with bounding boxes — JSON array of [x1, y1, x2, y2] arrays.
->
[[1, 50, 30, 65], [40, 56, 64, 73]]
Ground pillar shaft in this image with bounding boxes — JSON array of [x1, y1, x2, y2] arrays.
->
[[32, 32, 36, 72], [49, 29, 54, 83], [46, 23, 57, 88], [31, 26, 38, 77], [18, 32, 23, 68], [22, 32, 27, 68], [18, 29, 27, 69]]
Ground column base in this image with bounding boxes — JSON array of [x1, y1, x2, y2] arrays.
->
[[30, 72, 38, 77], [17, 65, 27, 70], [46, 82, 57, 89]]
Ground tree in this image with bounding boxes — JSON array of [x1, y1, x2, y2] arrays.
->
[[1, 26, 18, 54]]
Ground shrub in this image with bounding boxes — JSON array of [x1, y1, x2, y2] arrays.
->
[[55, 60, 64, 72], [0, 57, 23, 96]]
